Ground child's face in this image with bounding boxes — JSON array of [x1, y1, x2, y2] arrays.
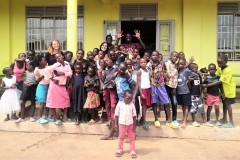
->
[[87, 67, 95, 76], [170, 52, 178, 63], [87, 52, 94, 61], [140, 59, 147, 68], [93, 48, 98, 56], [132, 49, 139, 58], [118, 64, 127, 75], [151, 51, 159, 62], [159, 54, 163, 61], [191, 65, 198, 73], [126, 60, 132, 70], [105, 58, 113, 67], [178, 60, 186, 69], [18, 53, 26, 61], [28, 52, 35, 61], [26, 63, 34, 71], [40, 57, 47, 66], [99, 60, 106, 69], [6, 69, 13, 76], [124, 92, 133, 104], [77, 50, 84, 60], [178, 52, 185, 59], [65, 53, 72, 62], [113, 45, 118, 52], [143, 52, 150, 62], [98, 51, 105, 59], [109, 50, 117, 61], [217, 58, 227, 68], [55, 53, 64, 63], [208, 65, 216, 75], [119, 46, 125, 51], [75, 65, 82, 74]]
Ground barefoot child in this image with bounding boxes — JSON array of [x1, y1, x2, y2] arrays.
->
[[0, 67, 20, 121], [137, 58, 151, 130], [115, 90, 137, 158], [202, 63, 222, 127]]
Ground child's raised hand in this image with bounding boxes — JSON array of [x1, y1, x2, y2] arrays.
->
[[133, 30, 141, 39], [116, 31, 124, 39], [189, 56, 195, 63]]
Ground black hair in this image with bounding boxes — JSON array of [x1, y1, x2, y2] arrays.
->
[[188, 63, 198, 70], [27, 50, 36, 56], [87, 65, 96, 75], [2, 67, 11, 75], [208, 63, 216, 69], [119, 62, 127, 67], [65, 51, 73, 57], [170, 51, 178, 56], [27, 60, 36, 69], [105, 34, 112, 40], [152, 50, 160, 55], [35, 55, 44, 67], [93, 48, 100, 52], [218, 54, 228, 62], [77, 49, 85, 55], [124, 89, 133, 96], [144, 50, 152, 56], [125, 32, 132, 36], [200, 67, 208, 73], [99, 42, 108, 52], [74, 62, 83, 68]]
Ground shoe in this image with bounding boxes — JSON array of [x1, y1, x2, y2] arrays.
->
[[172, 120, 180, 126], [38, 117, 48, 124], [154, 121, 161, 128], [4, 117, 10, 121], [216, 121, 222, 127], [47, 117, 54, 122], [30, 117, 36, 122], [206, 121, 214, 127], [142, 122, 149, 130], [192, 121, 201, 127], [166, 122, 179, 129], [130, 150, 137, 158], [55, 120, 62, 125], [11, 114, 18, 120], [15, 118, 25, 123]]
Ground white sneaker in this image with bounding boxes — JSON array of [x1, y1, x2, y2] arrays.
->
[[15, 118, 25, 123], [30, 117, 36, 122]]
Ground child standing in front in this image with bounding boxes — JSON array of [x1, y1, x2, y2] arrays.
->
[[84, 65, 100, 124], [0, 67, 20, 121], [115, 90, 137, 158], [137, 58, 151, 130], [202, 63, 222, 127]]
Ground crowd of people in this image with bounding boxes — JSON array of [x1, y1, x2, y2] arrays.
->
[[0, 30, 236, 158]]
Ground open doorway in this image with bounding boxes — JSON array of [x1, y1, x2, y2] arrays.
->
[[121, 21, 156, 57]]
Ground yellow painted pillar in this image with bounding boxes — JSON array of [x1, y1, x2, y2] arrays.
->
[[67, 0, 78, 53], [0, 0, 10, 73]]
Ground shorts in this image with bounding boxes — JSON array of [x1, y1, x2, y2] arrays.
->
[[140, 88, 151, 107], [222, 98, 235, 106], [177, 93, 191, 107], [151, 85, 169, 104], [20, 84, 37, 103], [205, 94, 220, 107], [190, 95, 205, 114]]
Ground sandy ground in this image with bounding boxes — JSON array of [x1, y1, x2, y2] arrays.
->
[[0, 131, 240, 160]]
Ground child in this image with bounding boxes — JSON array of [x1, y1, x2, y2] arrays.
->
[[34, 55, 50, 124], [177, 58, 196, 128], [16, 61, 37, 123], [93, 48, 100, 61], [137, 58, 151, 129], [87, 51, 96, 68], [64, 51, 73, 64], [84, 65, 100, 124], [205, 55, 236, 128], [202, 63, 222, 127], [72, 63, 87, 125], [150, 51, 177, 128], [165, 51, 179, 126], [96, 50, 105, 69], [115, 90, 137, 158], [0, 67, 20, 121], [188, 63, 206, 127], [73, 49, 89, 76]]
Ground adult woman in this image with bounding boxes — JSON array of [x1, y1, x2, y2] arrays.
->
[[44, 53, 72, 125], [45, 40, 62, 66]]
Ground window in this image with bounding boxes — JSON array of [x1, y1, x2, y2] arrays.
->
[[218, 3, 240, 61], [26, 6, 84, 54]]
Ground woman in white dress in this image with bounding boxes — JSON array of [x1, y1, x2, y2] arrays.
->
[[0, 67, 21, 121]]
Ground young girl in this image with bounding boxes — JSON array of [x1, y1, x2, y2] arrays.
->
[[0, 67, 20, 121], [84, 65, 100, 124], [137, 58, 151, 129], [73, 49, 89, 76], [16, 61, 37, 123], [87, 51, 96, 68], [115, 90, 137, 158], [72, 63, 87, 125], [96, 50, 105, 69], [34, 55, 50, 124]]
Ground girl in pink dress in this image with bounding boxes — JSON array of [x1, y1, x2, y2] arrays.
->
[[44, 53, 72, 125]]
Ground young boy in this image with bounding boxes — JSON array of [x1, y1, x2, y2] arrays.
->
[[115, 90, 137, 158], [205, 55, 236, 128], [202, 63, 222, 127], [188, 63, 206, 127]]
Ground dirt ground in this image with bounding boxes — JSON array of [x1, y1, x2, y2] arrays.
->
[[0, 131, 240, 160]]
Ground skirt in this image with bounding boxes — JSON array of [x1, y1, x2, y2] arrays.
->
[[35, 84, 49, 103], [46, 81, 70, 109], [84, 91, 100, 109], [0, 89, 21, 114]]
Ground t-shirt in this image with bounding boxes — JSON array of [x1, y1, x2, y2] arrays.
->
[[177, 68, 195, 95], [150, 63, 165, 86], [104, 67, 117, 88], [203, 75, 220, 96], [190, 73, 202, 96], [26, 71, 37, 84], [114, 76, 133, 101], [217, 66, 236, 98]]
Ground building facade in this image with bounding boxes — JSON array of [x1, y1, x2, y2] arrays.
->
[[0, 0, 239, 84]]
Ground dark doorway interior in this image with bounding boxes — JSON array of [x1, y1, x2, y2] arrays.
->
[[121, 21, 156, 56]]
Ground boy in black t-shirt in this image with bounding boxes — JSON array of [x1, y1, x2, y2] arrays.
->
[[189, 63, 206, 127], [202, 63, 222, 127]]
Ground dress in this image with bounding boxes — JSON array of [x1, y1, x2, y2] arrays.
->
[[0, 76, 21, 114], [72, 74, 87, 112]]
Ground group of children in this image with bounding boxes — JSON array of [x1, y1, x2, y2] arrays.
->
[[0, 34, 237, 158]]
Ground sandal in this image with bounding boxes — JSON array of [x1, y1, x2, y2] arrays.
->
[[216, 121, 222, 127], [192, 121, 201, 127], [223, 123, 234, 128], [88, 119, 96, 125], [205, 121, 214, 127], [116, 149, 123, 157], [4, 117, 10, 121], [166, 122, 179, 129], [142, 122, 149, 130], [55, 120, 62, 125], [154, 121, 161, 128], [130, 150, 137, 158]]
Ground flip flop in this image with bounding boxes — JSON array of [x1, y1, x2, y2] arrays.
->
[[192, 121, 201, 127], [116, 149, 123, 157], [166, 122, 179, 129], [130, 150, 137, 158], [142, 122, 149, 130]]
